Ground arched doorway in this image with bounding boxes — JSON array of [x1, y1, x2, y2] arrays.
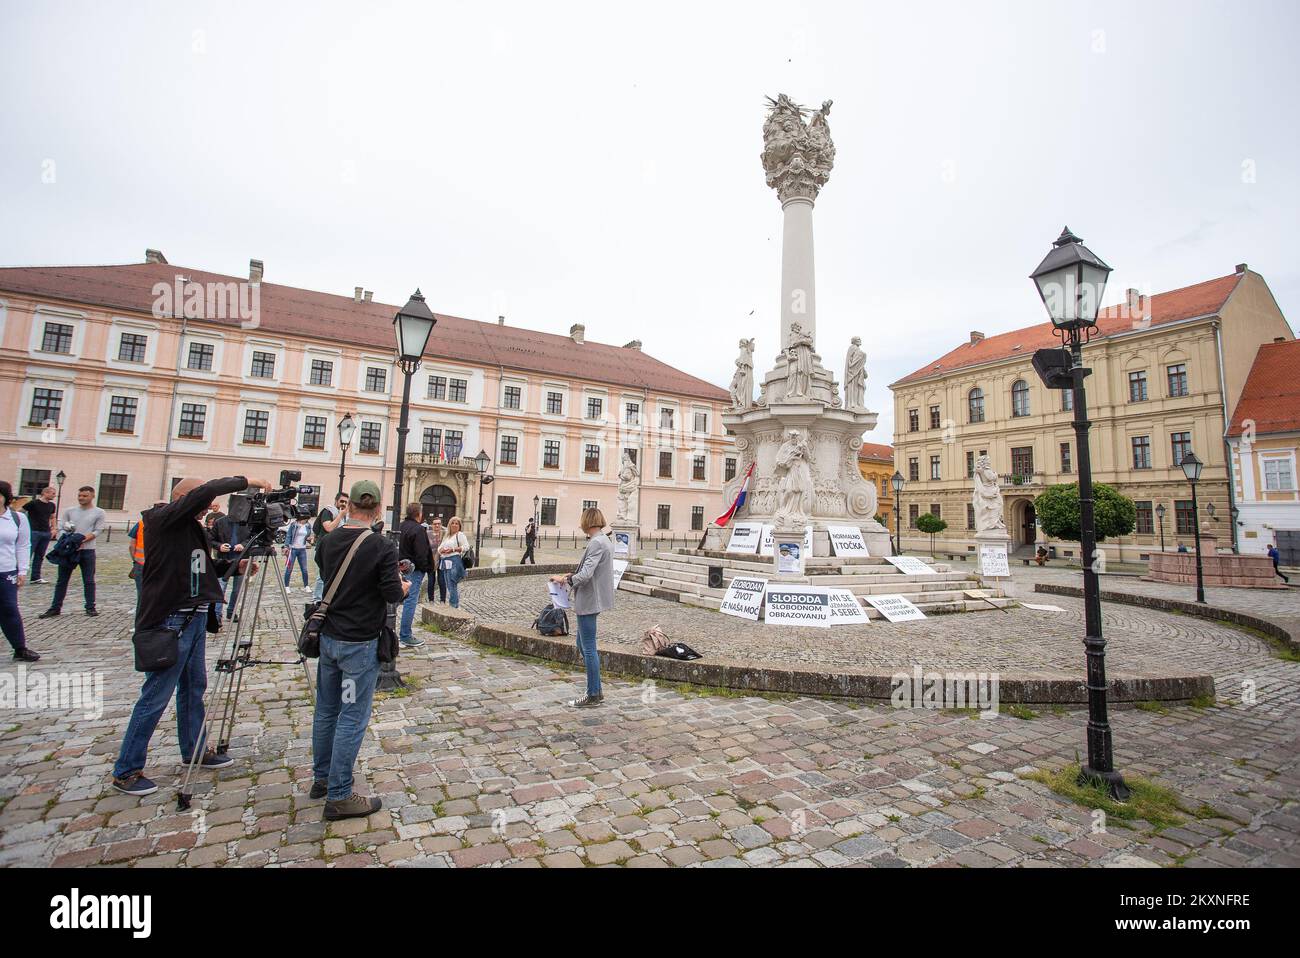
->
[[420, 484, 457, 525], [1013, 498, 1037, 547]]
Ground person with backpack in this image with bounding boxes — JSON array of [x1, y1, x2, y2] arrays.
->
[[550, 507, 614, 708], [435, 516, 471, 608]]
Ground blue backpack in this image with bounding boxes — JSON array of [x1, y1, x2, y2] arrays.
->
[[533, 604, 569, 637]]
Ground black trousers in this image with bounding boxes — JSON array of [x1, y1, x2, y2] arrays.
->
[[521, 542, 536, 564]]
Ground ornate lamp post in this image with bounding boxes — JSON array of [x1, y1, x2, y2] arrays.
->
[[890, 470, 904, 555], [1180, 451, 1207, 604], [389, 291, 437, 535], [54, 469, 67, 518], [336, 413, 356, 500], [1155, 503, 1166, 553], [473, 449, 493, 559], [1029, 226, 1129, 801], [533, 494, 540, 542]]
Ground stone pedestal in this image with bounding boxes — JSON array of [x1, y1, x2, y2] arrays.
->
[[772, 527, 807, 578], [975, 530, 1012, 581], [610, 523, 639, 562]]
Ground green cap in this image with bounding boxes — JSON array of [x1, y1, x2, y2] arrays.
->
[[349, 479, 382, 503]]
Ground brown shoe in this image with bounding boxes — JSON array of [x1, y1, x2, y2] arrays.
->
[[323, 793, 381, 821]]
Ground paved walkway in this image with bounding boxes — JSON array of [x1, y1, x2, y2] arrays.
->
[[1, 571, 1297, 868]]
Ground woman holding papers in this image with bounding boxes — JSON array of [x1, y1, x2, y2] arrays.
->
[[436, 516, 471, 608], [551, 507, 614, 708]]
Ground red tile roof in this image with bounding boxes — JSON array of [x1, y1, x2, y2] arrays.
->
[[0, 261, 729, 403], [892, 272, 1244, 386], [857, 442, 894, 463], [1228, 339, 1300, 437]]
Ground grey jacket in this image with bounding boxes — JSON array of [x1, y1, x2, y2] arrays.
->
[[569, 532, 615, 615]]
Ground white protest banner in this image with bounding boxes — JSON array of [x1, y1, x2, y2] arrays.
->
[[885, 555, 936, 575], [865, 593, 926, 622], [777, 542, 803, 574], [727, 522, 763, 554], [720, 575, 767, 621], [827, 588, 871, 625], [978, 544, 1010, 577], [613, 532, 631, 558], [828, 526, 870, 557], [761, 525, 813, 557], [763, 585, 830, 627], [611, 559, 629, 589], [1022, 602, 1066, 612]]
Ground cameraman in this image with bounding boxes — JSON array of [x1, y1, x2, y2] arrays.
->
[[111, 475, 272, 796], [310, 480, 407, 820]]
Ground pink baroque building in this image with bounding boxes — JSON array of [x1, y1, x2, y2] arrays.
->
[[0, 251, 734, 536]]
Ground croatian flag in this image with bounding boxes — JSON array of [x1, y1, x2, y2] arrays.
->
[[714, 462, 755, 527]]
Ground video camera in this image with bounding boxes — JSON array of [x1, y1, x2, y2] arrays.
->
[[227, 470, 321, 534]]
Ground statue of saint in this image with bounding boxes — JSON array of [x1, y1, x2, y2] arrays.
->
[[844, 336, 866, 409], [972, 455, 1007, 532], [785, 323, 814, 399], [616, 452, 640, 523], [773, 429, 814, 527], [728, 338, 755, 409]]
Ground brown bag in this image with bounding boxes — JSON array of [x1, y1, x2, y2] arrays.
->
[[641, 625, 670, 656]]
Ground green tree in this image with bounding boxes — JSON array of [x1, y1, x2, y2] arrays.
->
[[916, 512, 947, 557], [1034, 482, 1136, 543]]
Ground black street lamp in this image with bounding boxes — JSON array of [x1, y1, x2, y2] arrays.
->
[[389, 290, 437, 536], [54, 469, 67, 517], [473, 449, 492, 559], [1029, 226, 1129, 801], [1155, 503, 1166, 553], [1180, 451, 1207, 604], [890, 470, 905, 556], [336, 413, 356, 500]]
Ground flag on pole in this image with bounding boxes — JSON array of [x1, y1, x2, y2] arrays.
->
[[714, 462, 755, 527]]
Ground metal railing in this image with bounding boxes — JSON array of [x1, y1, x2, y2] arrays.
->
[[999, 472, 1045, 487]]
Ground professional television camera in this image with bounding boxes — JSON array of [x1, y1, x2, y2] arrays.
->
[[227, 470, 319, 535]]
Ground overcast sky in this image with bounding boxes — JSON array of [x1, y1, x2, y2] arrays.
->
[[3, 0, 1297, 442]]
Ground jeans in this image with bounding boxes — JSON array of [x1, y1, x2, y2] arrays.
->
[[221, 572, 245, 619], [313, 575, 326, 602], [113, 609, 209, 777], [0, 570, 26, 653], [284, 548, 309, 587], [400, 569, 425, 642], [50, 549, 96, 612], [312, 634, 380, 801], [428, 564, 446, 603], [440, 555, 465, 608], [29, 531, 51, 580], [132, 562, 144, 614], [576, 613, 601, 697]]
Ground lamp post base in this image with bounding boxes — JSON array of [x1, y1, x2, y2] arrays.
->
[[376, 659, 405, 692], [1078, 765, 1131, 802]]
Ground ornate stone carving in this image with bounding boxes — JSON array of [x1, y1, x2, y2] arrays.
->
[[972, 454, 1008, 532], [784, 323, 815, 399], [844, 336, 866, 410], [772, 429, 815, 527], [615, 451, 640, 524], [728, 338, 755, 409], [761, 95, 836, 204]]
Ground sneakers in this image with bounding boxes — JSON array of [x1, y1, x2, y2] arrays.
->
[[309, 780, 328, 800], [185, 748, 234, 770], [85, 609, 99, 617], [569, 694, 604, 709], [324, 793, 381, 820], [112, 772, 158, 796], [399, 636, 425, 649], [12, 648, 41, 662], [33, 578, 49, 584], [38, 609, 60, 619]]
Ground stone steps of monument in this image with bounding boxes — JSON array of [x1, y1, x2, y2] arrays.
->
[[643, 551, 958, 577], [631, 553, 972, 586], [626, 560, 976, 593], [621, 569, 985, 602]]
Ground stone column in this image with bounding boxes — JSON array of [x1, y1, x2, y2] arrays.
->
[[780, 197, 816, 349]]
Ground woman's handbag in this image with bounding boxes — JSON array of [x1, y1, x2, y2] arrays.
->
[[462, 548, 476, 570], [641, 625, 670, 655], [131, 609, 200, 673], [298, 529, 372, 658]]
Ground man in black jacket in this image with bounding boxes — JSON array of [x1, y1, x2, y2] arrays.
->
[[397, 502, 432, 649], [111, 475, 272, 796], [310, 480, 407, 820]]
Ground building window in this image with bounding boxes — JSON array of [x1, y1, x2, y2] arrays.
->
[[1131, 435, 1151, 470], [966, 451, 975, 478], [1011, 446, 1034, 478], [364, 367, 387, 393], [1135, 501, 1154, 535], [587, 397, 603, 420], [1167, 364, 1189, 398], [724, 457, 738, 482], [422, 428, 441, 457], [626, 402, 640, 425], [243, 409, 269, 444], [657, 504, 671, 530], [359, 422, 382, 454], [585, 444, 601, 473], [658, 450, 673, 479], [907, 408, 919, 432], [250, 351, 275, 378], [660, 408, 674, 430], [428, 375, 447, 400], [929, 405, 941, 430], [1061, 389, 1073, 412], [178, 403, 206, 439], [540, 497, 558, 526], [543, 440, 560, 469], [448, 379, 468, 403], [691, 506, 705, 530], [98, 474, 127, 511], [41, 321, 74, 354], [929, 455, 941, 480], [503, 385, 521, 410], [968, 389, 984, 423], [908, 457, 919, 482], [1263, 458, 1296, 491], [582, 499, 598, 512], [694, 411, 708, 433], [546, 391, 563, 415], [496, 496, 514, 524], [303, 416, 327, 449], [1170, 432, 1192, 468], [1175, 499, 1195, 535], [966, 503, 975, 529], [310, 359, 333, 386], [930, 503, 942, 520], [444, 430, 463, 459], [1011, 380, 1030, 417], [693, 455, 706, 481], [499, 435, 518, 465], [908, 504, 919, 528], [1060, 442, 1072, 473], [1128, 370, 1148, 402], [187, 342, 214, 371], [119, 333, 148, 363], [18, 470, 51, 498], [624, 447, 638, 466], [107, 396, 138, 433]]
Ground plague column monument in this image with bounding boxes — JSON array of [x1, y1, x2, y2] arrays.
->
[[706, 95, 891, 556]]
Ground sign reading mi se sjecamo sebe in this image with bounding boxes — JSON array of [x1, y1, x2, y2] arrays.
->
[[763, 585, 831, 627], [720, 575, 767, 620]]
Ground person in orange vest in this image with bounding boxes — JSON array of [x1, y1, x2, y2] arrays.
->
[[128, 501, 166, 614]]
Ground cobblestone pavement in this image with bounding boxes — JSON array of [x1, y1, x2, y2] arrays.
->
[[1, 571, 1297, 868]]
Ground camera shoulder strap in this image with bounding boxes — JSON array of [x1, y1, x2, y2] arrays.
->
[[318, 529, 372, 612]]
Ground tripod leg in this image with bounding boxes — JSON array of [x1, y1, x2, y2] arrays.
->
[[268, 550, 316, 705]]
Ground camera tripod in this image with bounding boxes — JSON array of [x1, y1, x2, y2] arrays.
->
[[177, 528, 315, 810]]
